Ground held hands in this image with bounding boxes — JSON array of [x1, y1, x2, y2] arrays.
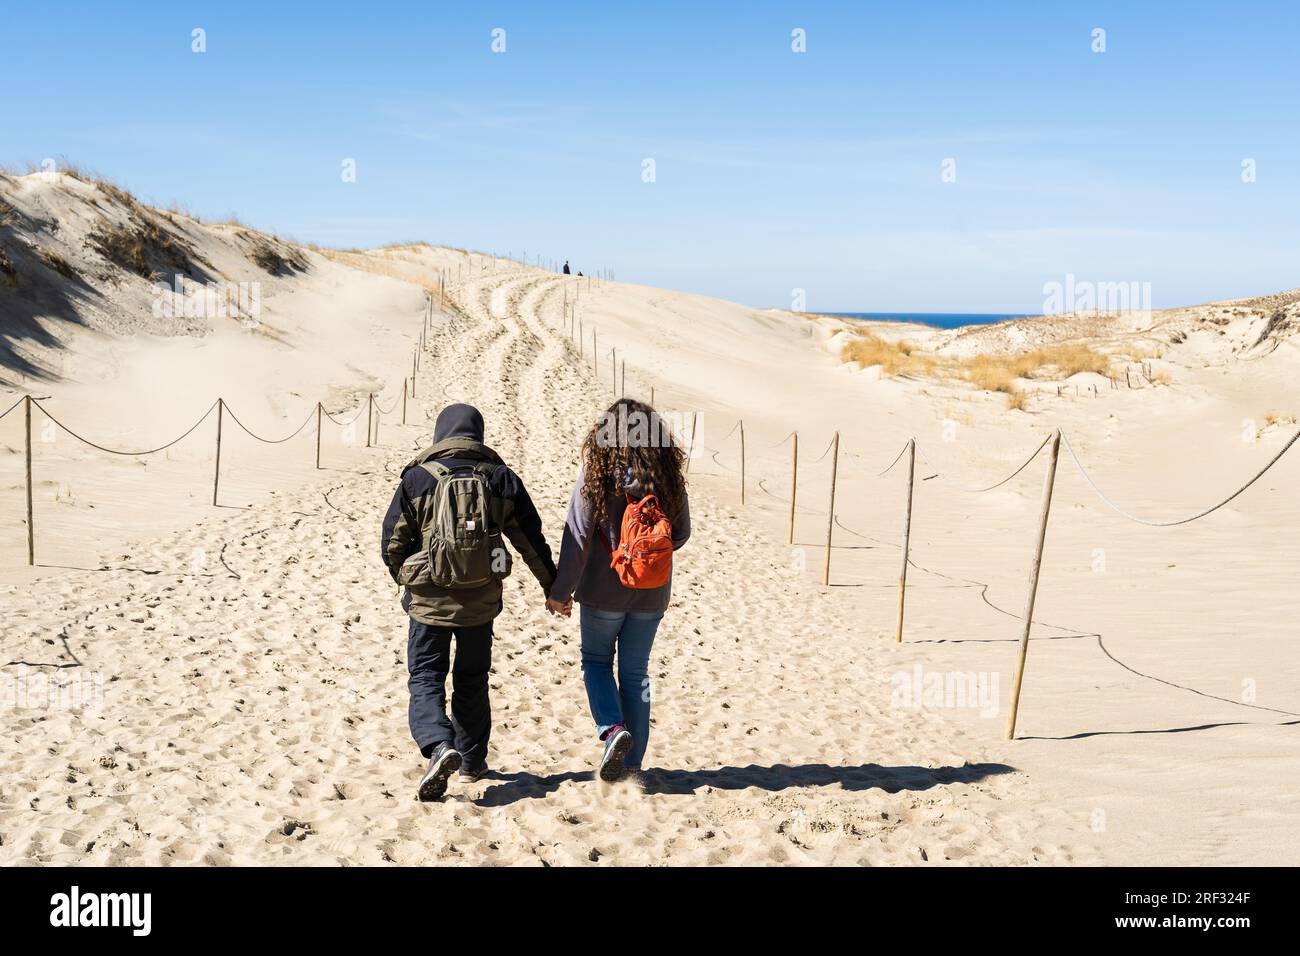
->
[[545, 597, 573, 618]]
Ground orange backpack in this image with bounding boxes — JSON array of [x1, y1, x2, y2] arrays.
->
[[607, 494, 674, 589]]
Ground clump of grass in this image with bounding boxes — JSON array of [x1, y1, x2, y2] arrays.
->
[[1264, 411, 1297, 427], [1006, 388, 1029, 411], [840, 335, 1114, 397], [957, 344, 1112, 391], [963, 355, 1019, 393], [0, 245, 17, 288], [38, 247, 77, 279], [840, 332, 930, 377], [1041, 343, 1113, 377], [96, 181, 139, 210], [246, 235, 309, 276], [89, 212, 197, 280]]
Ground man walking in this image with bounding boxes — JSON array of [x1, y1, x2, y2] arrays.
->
[[381, 403, 557, 800]]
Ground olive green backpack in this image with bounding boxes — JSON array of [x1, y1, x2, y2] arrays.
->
[[416, 461, 512, 588]]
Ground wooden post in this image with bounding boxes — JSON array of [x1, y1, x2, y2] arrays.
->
[[895, 439, 916, 643], [739, 421, 746, 504], [650, 385, 655, 406], [402, 379, 408, 425], [315, 402, 322, 469], [1005, 429, 1062, 740], [822, 432, 839, 586], [788, 431, 798, 544], [212, 399, 224, 507], [686, 411, 698, 473], [366, 394, 374, 447], [24, 395, 34, 565], [411, 350, 417, 398], [373, 399, 380, 446]]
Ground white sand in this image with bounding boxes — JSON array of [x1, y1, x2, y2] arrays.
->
[[1, 173, 1296, 865]]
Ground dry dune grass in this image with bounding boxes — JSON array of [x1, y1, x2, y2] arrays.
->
[[88, 214, 197, 281], [1, 163, 204, 284], [38, 246, 77, 280], [0, 245, 16, 288], [841, 334, 1113, 395], [313, 245, 482, 292], [244, 233, 309, 276], [315, 248, 437, 289], [840, 332, 928, 377]]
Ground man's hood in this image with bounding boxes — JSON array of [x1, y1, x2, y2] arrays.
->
[[432, 403, 485, 443]]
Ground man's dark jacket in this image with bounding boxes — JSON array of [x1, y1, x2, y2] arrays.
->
[[380, 404, 556, 626]]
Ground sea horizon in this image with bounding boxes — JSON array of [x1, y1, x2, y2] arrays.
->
[[821, 311, 1030, 330]]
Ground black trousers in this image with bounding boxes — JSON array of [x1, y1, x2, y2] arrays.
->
[[406, 618, 494, 764]]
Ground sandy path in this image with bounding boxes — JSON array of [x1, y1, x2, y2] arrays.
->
[[0, 269, 1098, 866]]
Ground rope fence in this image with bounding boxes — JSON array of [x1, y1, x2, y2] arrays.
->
[[443, 268, 1300, 738], [11, 268, 1289, 744], [389, 265, 1300, 742], [4, 286, 446, 568], [694, 411, 1300, 739]]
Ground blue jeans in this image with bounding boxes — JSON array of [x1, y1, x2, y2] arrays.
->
[[579, 606, 664, 770]]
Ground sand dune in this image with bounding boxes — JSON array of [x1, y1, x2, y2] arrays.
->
[[2, 173, 1297, 865]]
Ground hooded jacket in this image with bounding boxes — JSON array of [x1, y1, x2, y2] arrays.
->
[[381, 404, 557, 627]]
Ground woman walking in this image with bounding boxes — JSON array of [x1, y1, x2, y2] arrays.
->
[[547, 399, 691, 781]]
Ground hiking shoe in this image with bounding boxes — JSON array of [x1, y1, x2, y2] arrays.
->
[[598, 726, 633, 782], [459, 761, 489, 783], [417, 743, 462, 801]]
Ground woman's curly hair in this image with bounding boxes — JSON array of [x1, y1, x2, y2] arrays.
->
[[581, 398, 687, 530]]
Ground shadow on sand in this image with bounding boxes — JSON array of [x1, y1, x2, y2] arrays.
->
[[473, 760, 1015, 808]]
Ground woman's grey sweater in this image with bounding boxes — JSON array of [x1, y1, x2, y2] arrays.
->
[[548, 463, 691, 613]]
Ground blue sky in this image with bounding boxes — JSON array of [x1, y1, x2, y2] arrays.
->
[[4, 1, 1298, 312]]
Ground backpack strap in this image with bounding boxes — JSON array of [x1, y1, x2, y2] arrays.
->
[[420, 460, 453, 480], [601, 493, 661, 556]]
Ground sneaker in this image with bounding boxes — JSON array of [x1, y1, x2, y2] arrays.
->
[[598, 726, 633, 782], [459, 761, 489, 783], [417, 743, 462, 801]]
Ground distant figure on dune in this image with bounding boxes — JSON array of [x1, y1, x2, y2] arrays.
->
[[381, 403, 558, 801], [563, 260, 571, 275], [547, 398, 691, 782]]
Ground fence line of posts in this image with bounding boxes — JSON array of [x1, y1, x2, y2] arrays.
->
[[6, 284, 451, 569], [369, 266, 1300, 742], [9, 267, 1295, 748]]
